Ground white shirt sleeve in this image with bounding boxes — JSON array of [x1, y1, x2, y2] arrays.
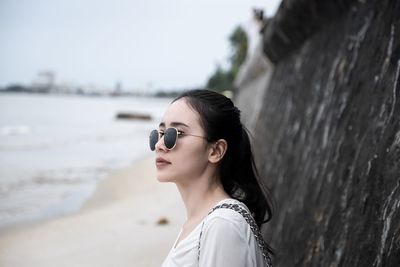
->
[[199, 216, 254, 267]]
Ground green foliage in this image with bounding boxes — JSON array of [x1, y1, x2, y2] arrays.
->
[[229, 26, 248, 78], [206, 25, 248, 93], [206, 66, 234, 93]]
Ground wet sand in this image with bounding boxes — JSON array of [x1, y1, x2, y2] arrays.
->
[[0, 157, 185, 267]]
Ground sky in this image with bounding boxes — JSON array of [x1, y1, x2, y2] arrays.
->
[[0, 0, 280, 91]]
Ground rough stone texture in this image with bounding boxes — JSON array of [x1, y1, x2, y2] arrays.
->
[[253, 0, 400, 266], [234, 40, 274, 133], [262, 0, 356, 63]]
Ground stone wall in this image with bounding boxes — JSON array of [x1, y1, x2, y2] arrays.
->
[[247, 0, 400, 266], [234, 40, 274, 133]]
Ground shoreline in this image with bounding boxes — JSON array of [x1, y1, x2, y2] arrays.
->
[[0, 156, 185, 267], [0, 155, 150, 234]]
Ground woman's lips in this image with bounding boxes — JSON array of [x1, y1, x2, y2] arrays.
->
[[156, 157, 171, 166]]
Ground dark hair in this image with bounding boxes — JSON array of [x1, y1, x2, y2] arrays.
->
[[173, 89, 274, 229]]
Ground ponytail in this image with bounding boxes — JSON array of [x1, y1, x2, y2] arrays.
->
[[220, 125, 273, 227]]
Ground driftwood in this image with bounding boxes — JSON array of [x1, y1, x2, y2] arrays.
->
[[115, 112, 152, 121]]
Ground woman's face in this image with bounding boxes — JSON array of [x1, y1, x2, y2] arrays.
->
[[155, 98, 210, 184]]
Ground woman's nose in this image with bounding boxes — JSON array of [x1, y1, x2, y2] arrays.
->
[[155, 135, 167, 151]]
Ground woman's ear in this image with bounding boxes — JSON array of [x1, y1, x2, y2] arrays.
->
[[208, 139, 228, 164]]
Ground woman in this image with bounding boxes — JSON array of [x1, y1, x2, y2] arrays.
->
[[149, 89, 273, 267]]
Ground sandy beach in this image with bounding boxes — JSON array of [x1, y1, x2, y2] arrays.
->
[[0, 157, 185, 267]]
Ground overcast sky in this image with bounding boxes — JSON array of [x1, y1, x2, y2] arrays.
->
[[0, 0, 280, 91]]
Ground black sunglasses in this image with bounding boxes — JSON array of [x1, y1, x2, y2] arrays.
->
[[149, 127, 207, 151]]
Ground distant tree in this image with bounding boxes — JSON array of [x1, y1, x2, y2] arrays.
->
[[4, 84, 30, 92], [229, 26, 248, 78], [206, 65, 234, 93], [206, 25, 248, 93]]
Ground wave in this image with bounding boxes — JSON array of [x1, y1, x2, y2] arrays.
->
[[0, 125, 31, 136], [0, 130, 146, 151]]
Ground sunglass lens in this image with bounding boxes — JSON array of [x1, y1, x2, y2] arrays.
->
[[149, 130, 159, 151], [164, 128, 177, 149]]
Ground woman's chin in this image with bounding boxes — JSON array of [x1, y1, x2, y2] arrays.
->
[[156, 174, 174, 183]]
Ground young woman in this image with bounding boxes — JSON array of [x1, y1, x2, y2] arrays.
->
[[149, 89, 273, 267]]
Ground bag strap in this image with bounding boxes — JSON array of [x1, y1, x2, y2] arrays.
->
[[197, 202, 272, 267]]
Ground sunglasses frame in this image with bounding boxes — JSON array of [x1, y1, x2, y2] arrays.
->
[[149, 127, 207, 151]]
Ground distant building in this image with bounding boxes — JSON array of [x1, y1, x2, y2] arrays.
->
[[31, 71, 55, 93], [111, 81, 122, 96]]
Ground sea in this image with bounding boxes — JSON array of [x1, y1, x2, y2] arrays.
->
[[0, 92, 171, 230]]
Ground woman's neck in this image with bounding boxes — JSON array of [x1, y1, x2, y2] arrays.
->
[[176, 176, 230, 223]]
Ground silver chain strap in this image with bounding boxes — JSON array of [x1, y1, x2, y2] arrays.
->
[[197, 203, 272, 267]]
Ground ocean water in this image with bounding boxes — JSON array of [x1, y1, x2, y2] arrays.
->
[[0, 93, 171, 229]]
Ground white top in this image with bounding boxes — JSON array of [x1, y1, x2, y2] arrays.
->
[[161, 198, 266, 267]]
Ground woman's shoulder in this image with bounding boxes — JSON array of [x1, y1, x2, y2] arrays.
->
[[199, 198, 256, 253], [202, 198, 251, 232], [210, 198, 251, 215], [198, 198, 271, 267]]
